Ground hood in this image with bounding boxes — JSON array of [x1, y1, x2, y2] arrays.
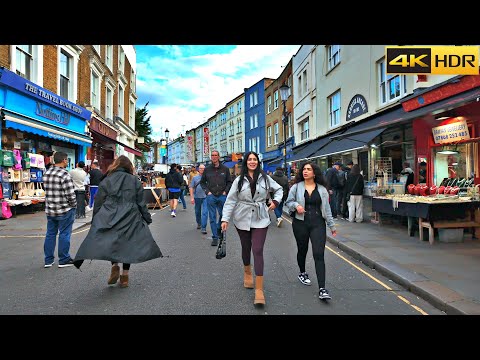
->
[[273, 170, 284, 177]]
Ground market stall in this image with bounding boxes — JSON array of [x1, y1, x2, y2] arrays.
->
[[372, 194, 480, 244]]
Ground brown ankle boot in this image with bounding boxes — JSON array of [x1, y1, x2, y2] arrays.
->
[[119, 274, 129, 288], [108, 265, 120, 285], [244, 265, 254, 289], [254, 275, 265, 305]]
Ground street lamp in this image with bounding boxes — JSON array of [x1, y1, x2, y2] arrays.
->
[[279, 83, 290, 173], [164, 128, 170, 164]]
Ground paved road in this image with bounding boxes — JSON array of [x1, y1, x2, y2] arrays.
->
[[0, 205, 444, 315]]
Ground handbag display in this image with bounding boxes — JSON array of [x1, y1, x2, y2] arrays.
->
[[1, 201, 12, 219], [215, 231, 226, 259], [33, 182, 45, 197]]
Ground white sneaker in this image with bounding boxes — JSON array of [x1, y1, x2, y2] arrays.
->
[[276, 218, 283, 227], [171, 210, 176, 217]]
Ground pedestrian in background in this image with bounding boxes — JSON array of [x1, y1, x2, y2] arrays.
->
[[88, 160, 103, 209], [176, 164, 187, 210], [42, 151, 77, 268], [73, 155, 162, 288], [345, 164, 364, 223], [285, 161, 337, 300], [271, 166, 289, 227], [340, 160, 354, 220], [200, 150, 233, 246], [189, 164, 209, 234], [165, 163, 183, 217], [221, 151, 283, 306], [69, 161, 88, 218]]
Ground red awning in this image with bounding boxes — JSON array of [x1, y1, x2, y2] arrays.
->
[[123, 144, 143, 157]]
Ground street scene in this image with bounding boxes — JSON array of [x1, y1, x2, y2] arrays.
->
[[1, 45, 480, 316]]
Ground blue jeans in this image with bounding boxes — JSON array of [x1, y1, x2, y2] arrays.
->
[[89, 186, 98, 208], [206, 194, 226, 239], [179, 189, 187, 209], [274, 200, 284, 219], [44, 208, 76, 264], [194, 197, 208, 230]]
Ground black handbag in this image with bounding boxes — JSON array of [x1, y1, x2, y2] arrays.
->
[[215, 231, 226, 259]]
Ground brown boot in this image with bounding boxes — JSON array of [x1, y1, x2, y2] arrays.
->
[[244, 265, 254, 289], [107, 265, 120, 285], [254, 275, 265, 305], [119, 274, 129, 288]]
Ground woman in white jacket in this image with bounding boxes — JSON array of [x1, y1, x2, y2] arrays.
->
[[285, 161, 337, 300], [221, 151, 283, 306]]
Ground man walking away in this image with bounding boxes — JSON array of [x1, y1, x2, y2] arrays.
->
[[341, 161, 353, 219], [165, 163, 184, 217], [200, 150, 233, 246], [271, 166, 289, 227], [70, 161, 87, 218], [189, 164, 208, 234], [42, 151, 77, 268], [88, 160, 103, 208], [325, 161, 343, 218]]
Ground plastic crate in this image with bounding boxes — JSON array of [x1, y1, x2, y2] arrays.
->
[[438, 228, 464, 243]]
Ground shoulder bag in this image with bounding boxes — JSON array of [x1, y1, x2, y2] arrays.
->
[[346, 175, 361, 202]]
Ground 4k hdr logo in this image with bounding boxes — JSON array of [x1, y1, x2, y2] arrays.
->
[[386, 46, 479, 75]]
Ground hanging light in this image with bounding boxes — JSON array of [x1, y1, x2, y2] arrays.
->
[[437, 145, 459, 155]]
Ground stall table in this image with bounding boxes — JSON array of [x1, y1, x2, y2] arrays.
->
[[372, 197, 480, 244], [143, 187, 167, 209]]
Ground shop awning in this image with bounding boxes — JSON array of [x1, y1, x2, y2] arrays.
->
[[123, 144, 143, 157], [312, 127, 386, 159], [287, 136, 333, 163], [4, 113, 92, 147], [91, 130, 143, 156], [223, 161, 237, 168]]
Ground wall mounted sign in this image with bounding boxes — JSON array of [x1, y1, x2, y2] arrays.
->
[[432, 119, 470, 144], [346, 94, 368, 121]]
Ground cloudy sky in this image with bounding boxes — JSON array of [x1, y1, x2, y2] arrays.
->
[[135, 45, 300, 141]]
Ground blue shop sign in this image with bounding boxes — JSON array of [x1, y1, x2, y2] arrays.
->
[[0, 68, 91, 133]]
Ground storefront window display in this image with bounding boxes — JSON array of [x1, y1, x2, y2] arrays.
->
[[433, 142, 477, 186]]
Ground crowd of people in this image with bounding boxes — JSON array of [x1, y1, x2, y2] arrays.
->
[[41, 149, 368, 307]]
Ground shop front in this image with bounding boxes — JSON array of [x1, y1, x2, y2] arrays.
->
[[87, 117, 118, 172], [0, 67, 91, 212]]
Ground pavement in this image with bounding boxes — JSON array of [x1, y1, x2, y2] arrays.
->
[[1, 205, 480, 315]]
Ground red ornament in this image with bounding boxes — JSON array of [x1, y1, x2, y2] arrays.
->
[[408, 184, 416, 195]]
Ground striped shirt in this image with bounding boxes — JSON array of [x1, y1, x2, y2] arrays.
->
[[43, 166, 77, 216]]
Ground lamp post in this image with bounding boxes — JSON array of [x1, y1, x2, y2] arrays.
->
[[279, 83, 290, 174], [164, 128, 170, 165]]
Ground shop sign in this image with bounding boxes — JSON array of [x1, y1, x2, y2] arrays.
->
[[346, 94, 368, 121], [90, 118, 118, 140], [203, 127, 209, 156], [432, 119, 470, 144]]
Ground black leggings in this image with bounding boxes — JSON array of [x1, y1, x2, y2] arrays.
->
[[235, 227, 268, 276], [292, 218, 327, 288], [111, 262, 130, 270]]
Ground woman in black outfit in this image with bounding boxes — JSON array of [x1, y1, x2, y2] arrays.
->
[[285, 161, 337, 300]]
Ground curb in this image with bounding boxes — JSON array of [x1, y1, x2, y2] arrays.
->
[[326, 233, 480, 315]]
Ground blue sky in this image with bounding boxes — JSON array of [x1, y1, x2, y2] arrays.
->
[[135, 45, 300, 141]]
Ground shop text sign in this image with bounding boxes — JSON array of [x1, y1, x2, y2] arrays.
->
[[432, 119, 470, 144], [386, 46, 479, 75]]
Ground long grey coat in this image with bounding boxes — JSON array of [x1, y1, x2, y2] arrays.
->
[[73, 168, 162, 267], [285, 181, 336, 231], [221, 173, 283, 231]]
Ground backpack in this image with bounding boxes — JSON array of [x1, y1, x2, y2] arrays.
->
[[165, 172, 174, 188], [336, 169, 346, 188]]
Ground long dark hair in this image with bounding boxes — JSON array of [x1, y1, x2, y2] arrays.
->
[[294, 161, 327, 187], [350, 163, 361, 176], [105, 155, 134, 176], [237, 151, 267, 193]]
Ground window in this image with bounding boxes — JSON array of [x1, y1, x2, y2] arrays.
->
[[118, 84, 125, 120], [229, 122, 234, 136], [237, 100, 242, 114], [267, 126, 272, 147], [327, 45, 341, 70], [237, 119, 241, 133], [106, 87, 113, 120], [106, 45, 113, 71], [15, 45, 32, 80], [91, 71, 100, 109], [118, 46, 125, 74], [130, 69, 136, 93], [267, 95, 272, 113], [59, 50, 72, 99], [129, 100, 135, 128], [303, 70, 308, 95], [288, 112, 293, 138], [378, 59, 407, 105], [300, 119, 309, 141], [274, 123, 279, 144], [254, 113, 258, 128], [93, 45, 101, 54], [274, 90, 279, 109], [297, 74, 303, 97], [237, 139, 242, 152], [230, 141, 234, 154], [328, 90, 341, 128], [250, 91, 258, 108]]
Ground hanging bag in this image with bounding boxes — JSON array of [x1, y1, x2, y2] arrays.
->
[[215, 231, 226, 259], [12, 149, 23, 170], [18, 182, 28, 198], [1, 201, 12, 219], [34, 182, 45, 197]]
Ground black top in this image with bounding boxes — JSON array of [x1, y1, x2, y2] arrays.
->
[[89, 168, 104, 186], [200, 163, 233, 196], [303, 186, 324, 225]]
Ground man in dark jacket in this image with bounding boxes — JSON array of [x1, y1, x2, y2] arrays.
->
[[165, 163, 184, 217], [325, 161, 343, 218], [88, 160, 103, 208], [200, 150, 233, 246], [271, 167, 289, 227], [340, 160, 354, 219]]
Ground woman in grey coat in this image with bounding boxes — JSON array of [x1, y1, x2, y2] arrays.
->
[[285, 161, 336, 300], [221, 151, 283, 306], [73, 155, 163, 288]]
